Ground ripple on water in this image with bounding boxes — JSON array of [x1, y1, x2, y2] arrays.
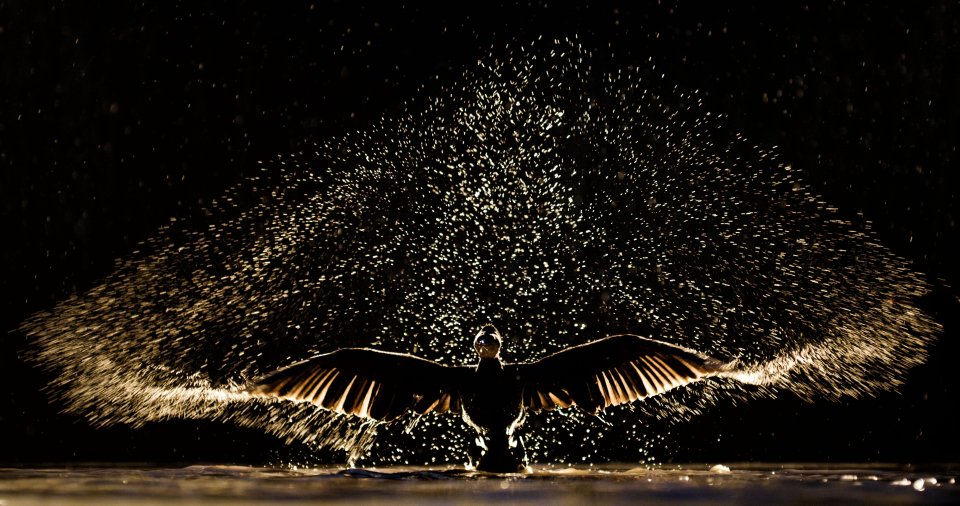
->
[[1, 464, 958, 505]]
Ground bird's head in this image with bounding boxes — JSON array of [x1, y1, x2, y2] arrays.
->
[[474, 324, 502, 359]]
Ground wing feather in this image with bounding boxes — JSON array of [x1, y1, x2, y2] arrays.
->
[[248, 348, 471, 422], [516, 334, 726, 414]]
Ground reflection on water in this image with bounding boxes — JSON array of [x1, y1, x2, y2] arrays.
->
[[1, 464, 957, 505]]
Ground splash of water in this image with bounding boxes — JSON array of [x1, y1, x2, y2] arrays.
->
[[20, 40, 939, 466]]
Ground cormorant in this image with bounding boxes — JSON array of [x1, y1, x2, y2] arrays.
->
[[248, 324, 726, 472]]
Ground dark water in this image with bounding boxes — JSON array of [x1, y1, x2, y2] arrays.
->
[[1, 463, 957, 505]]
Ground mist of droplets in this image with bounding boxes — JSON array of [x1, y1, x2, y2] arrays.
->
[[21, 40, 940, 467]]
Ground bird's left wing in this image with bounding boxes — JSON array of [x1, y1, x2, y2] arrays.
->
[[248, 348, 471, 422], [514, 335, 727, 414]]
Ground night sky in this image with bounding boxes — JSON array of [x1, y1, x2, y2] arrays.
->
[[2, 2, 958, 465]]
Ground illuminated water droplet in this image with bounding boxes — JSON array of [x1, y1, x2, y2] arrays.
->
[[19, 39, 939, 467]]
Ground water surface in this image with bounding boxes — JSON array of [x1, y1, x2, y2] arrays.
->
[[2, 463, 957, 505]]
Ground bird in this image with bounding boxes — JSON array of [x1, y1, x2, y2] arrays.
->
[[247, 324, 727, 472]]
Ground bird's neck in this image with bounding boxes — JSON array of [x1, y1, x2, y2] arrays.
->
[[476, 357, 504, 372]]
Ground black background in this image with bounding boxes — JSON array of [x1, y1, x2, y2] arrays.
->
[[1, 2, 957, 465]]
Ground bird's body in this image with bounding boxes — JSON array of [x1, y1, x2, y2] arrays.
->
[[459, 357, 526, 471], [248, 324, 726, 472]]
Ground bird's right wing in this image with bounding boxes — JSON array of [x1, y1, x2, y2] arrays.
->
[[514, 335, 727, 414], [248, 348, 471, 422]]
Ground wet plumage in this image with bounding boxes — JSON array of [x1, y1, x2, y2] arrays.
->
[[248, 324, 726, 472]]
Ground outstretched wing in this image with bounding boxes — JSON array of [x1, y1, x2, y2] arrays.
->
[[248, 348, 471, 421], [515, 335, 726, 414]]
